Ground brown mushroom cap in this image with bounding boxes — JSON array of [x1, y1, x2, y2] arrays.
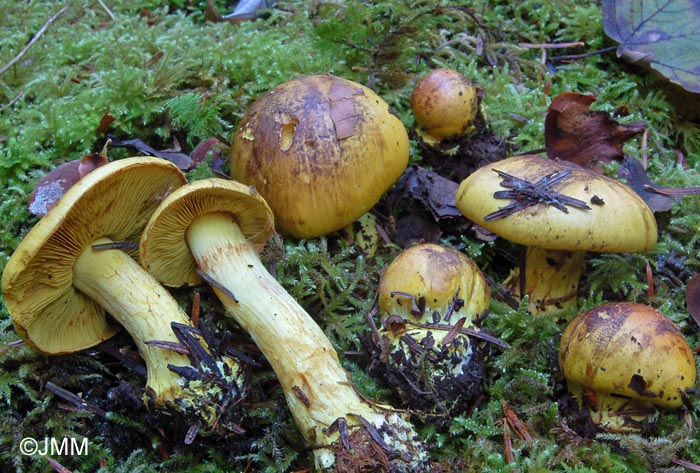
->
[[559, 302, 697, 408], [410, 68, 480, 143], [1, 157, 186, 354], [139, 178, 275, 287], [455, 155, 658, 252], [378, 243, 490, 324], [230, 74, 409, 239]]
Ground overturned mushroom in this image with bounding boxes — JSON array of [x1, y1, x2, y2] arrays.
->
[[140, 178, 433, 471], [455, 155, 658, 314], [371, 243, 491, 420], [559, 302, 697, 432], [230, 74, 409, 239], [2, 158, 245, 437]]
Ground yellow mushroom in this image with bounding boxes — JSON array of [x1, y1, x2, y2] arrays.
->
[[455, 155, 657, 314], [559, 302, 697, 432], [2, 158, 245, 438], [230, 74, 409, 239], [140, 178, 432, 471], [410, 68, 480, 148], [374, 243, 491, 418]]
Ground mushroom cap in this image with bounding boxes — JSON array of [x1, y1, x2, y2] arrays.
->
[[230, 74, 409, 239], [378, 243, 490, 324], [410, 68, 480, 143], [455, 155, 658, 252], [559, 302, 696, 408], [139, 178, 275, 287], [1, 157, 186, 354]]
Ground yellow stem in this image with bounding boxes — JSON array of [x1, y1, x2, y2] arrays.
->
[[504, 247, 585, 315], [186, 212, 416, 469], [73, 237, 195, 406]]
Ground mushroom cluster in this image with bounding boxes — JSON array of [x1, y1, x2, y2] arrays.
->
[[140, 178, 432, 471], [369, 243, 491, 420], [2, 157, 245, 438], [230, 73, 409, 239], [559, 302, 696, 432]]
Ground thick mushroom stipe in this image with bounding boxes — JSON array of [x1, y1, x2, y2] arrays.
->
[[140, 178, 432, 471]]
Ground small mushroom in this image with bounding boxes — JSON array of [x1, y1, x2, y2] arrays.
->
[[140, 178, 432, 471], [2, 158, 245, 436], [230, 74, 409, 239], [455, 155, 658, 314], [410, 68, 481, 149], [373, 243, 491, 420], [559, 302, 697, 432]]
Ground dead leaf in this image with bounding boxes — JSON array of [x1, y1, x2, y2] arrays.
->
[[190, 137, 224, 168], [28, 152, 109, 217], [394, 165, 462, 220], [108, 136, 191, 169], [544, 92, 646, 169], [94, 112, 115, 135], [206, 0, 277, 23], [602, 0, 700, 93], [686, 273, 700, 328], [616, 155, 678, 212]]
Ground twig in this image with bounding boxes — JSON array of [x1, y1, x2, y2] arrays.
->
[[518, 41, 585, 49], [96, 0, 115, 20], [0, 5, 69, 77]]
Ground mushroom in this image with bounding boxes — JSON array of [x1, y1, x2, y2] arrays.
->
[[229, 74, 409, 239], [372, 243, 491, 419], [2, 157, 245, 436], [410, 68, 481, 149], [455, 155, 658, 314], [139, 178, 432, 471], [559, 302, 697, 432]]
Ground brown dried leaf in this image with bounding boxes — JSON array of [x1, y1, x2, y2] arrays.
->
[[107, 136, 191, 169], [395, 165, 462, 220], [616, 156, 678, 213], [28, 152, 108, 217], [544, 92, 646, 169], [686, 273, 700, 328]]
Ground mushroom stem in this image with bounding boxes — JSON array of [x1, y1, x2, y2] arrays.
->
[[503, 247, 585, 314], [73, 236, 239, 425], [185, 212, 428, 471], [567, 381, 656, 432]]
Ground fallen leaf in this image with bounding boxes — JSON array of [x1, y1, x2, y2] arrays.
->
[[28, 152, 109, 217], [686, 273, 700, 328], [108, 136, 191, 169], [602, 0, 700, 93], [28, 161, 81, 217], [94, 112, 115, 135], [206, 0, 277, 23], [393, 165, 462, 220], [544, 92, 646, 169], [616, 155, 678, 212], [190, 137, 224, 168]]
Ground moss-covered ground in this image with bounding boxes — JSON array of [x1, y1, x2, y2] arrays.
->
[[1, 1, 699, 471]]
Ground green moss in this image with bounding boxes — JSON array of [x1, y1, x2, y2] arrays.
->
[[1, 0, 699, 471]]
